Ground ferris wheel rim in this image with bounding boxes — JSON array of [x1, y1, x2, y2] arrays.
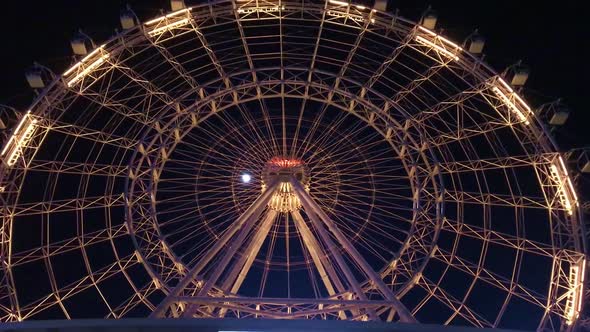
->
[[0, 0, 585, 327]]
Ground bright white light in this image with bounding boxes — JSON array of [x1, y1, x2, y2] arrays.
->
[[66, 54, 110, 87], [147, 18, 191, 37], [144, 8, 191, 26], [329, 0, 349, 6], [492, 86, 530, 125], [415, 35, 459, 61], [1, 112, 38, 167], [241, 173, 252, 183], [565, 258, 586, 325]]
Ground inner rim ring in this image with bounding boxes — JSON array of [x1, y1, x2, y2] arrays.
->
[[124, 80, 443, 293]]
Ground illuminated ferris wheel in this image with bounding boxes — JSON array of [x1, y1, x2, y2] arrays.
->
[[0, 0, 586, 331]]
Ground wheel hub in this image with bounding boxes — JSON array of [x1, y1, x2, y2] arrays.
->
[[262, 157, 310, 212]]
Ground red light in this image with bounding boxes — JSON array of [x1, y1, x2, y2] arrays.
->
[[269, 157, 302, 168]]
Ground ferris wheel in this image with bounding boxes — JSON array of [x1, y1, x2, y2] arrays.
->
[[0, 0, 586, 331]]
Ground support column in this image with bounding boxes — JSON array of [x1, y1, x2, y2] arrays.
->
[[291, 210, 348, 319], [151, 179, 280, 318], [290, 177, 417, 323], [216, 210, 278, 318], [291, 210, 347, 296], [290, 180, 377, 320], [222, 210, 279, 293]]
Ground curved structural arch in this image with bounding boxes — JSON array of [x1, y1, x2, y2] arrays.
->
[[0, 0, 585, 331]]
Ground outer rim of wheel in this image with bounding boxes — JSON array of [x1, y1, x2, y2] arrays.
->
[[0, 0, 584, 327]]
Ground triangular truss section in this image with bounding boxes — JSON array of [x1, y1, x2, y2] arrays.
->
[[151, 167, 416, 323]]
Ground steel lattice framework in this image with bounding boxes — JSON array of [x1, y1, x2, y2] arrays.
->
[[0, 0, 586, 331]]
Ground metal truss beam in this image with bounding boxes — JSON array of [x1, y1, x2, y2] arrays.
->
[[221, 210, 278, 294], [290, 177, 417, 323], [8, 224, 127, 267], [6, 193, 126, 217], [151, 178, 280, 317]]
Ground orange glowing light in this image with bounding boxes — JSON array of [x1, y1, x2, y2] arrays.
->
[[269, 157, 302, 168]]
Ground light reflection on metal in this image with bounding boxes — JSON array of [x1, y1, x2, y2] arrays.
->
[[147, 18, 191, 37], [491, 78, 531, 125], [237, 6, 284, 14], [328, 0, 348, 6], [549, 156, 578, 216], [262, 157, 309, 213], [144, 8, 191, 25], [551, 164, 572, 215], [550, 156, 578, 216], [558, 156, 579, 204], [565, 258, 586, 325], [145, 9, 192, 37], [64, 46, 110, 87], [267, 182, 304, 212], [326, 10, 366, 23], [415, 27, 461, 61], [1, 112, 38, 167], [326, 0, 373, 23]]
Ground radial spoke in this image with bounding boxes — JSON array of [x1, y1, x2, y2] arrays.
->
[[151, 179, 280, 317], [291, 177, 416, 323], [291, 210, 346, 296], [221, 210, 279, 294]]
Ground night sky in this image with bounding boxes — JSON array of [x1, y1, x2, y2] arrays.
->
[[0, 0, 586, 150], [0, 0, 587, 327]]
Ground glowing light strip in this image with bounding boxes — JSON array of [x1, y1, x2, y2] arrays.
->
[[550, 163, 574, 215], [418, 26, 436, 36], [63, 45, 106, 74], [558, 156, 579, 204], [0, 113, 29, 156], [498, 78, 532, 114], [147, 18, 191, 37], [491, 86, 530, 125], [565, 259, 586, 325], [144, 8, 191, 26], [66, 53, 110, 87], [329, 0, 348, 6], [415, 36, 459, 61], [325, 0, 373, 23], [237, 6, 284, 14], [326, 10, 366, 22], [0, 112, 38, 167]]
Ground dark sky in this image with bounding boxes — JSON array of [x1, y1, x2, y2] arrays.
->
[[0, 0, 587, 150], [0, 0, 587, 325]]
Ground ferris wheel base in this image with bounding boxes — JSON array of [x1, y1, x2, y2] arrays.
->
[[0, 319, 524, 332]]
